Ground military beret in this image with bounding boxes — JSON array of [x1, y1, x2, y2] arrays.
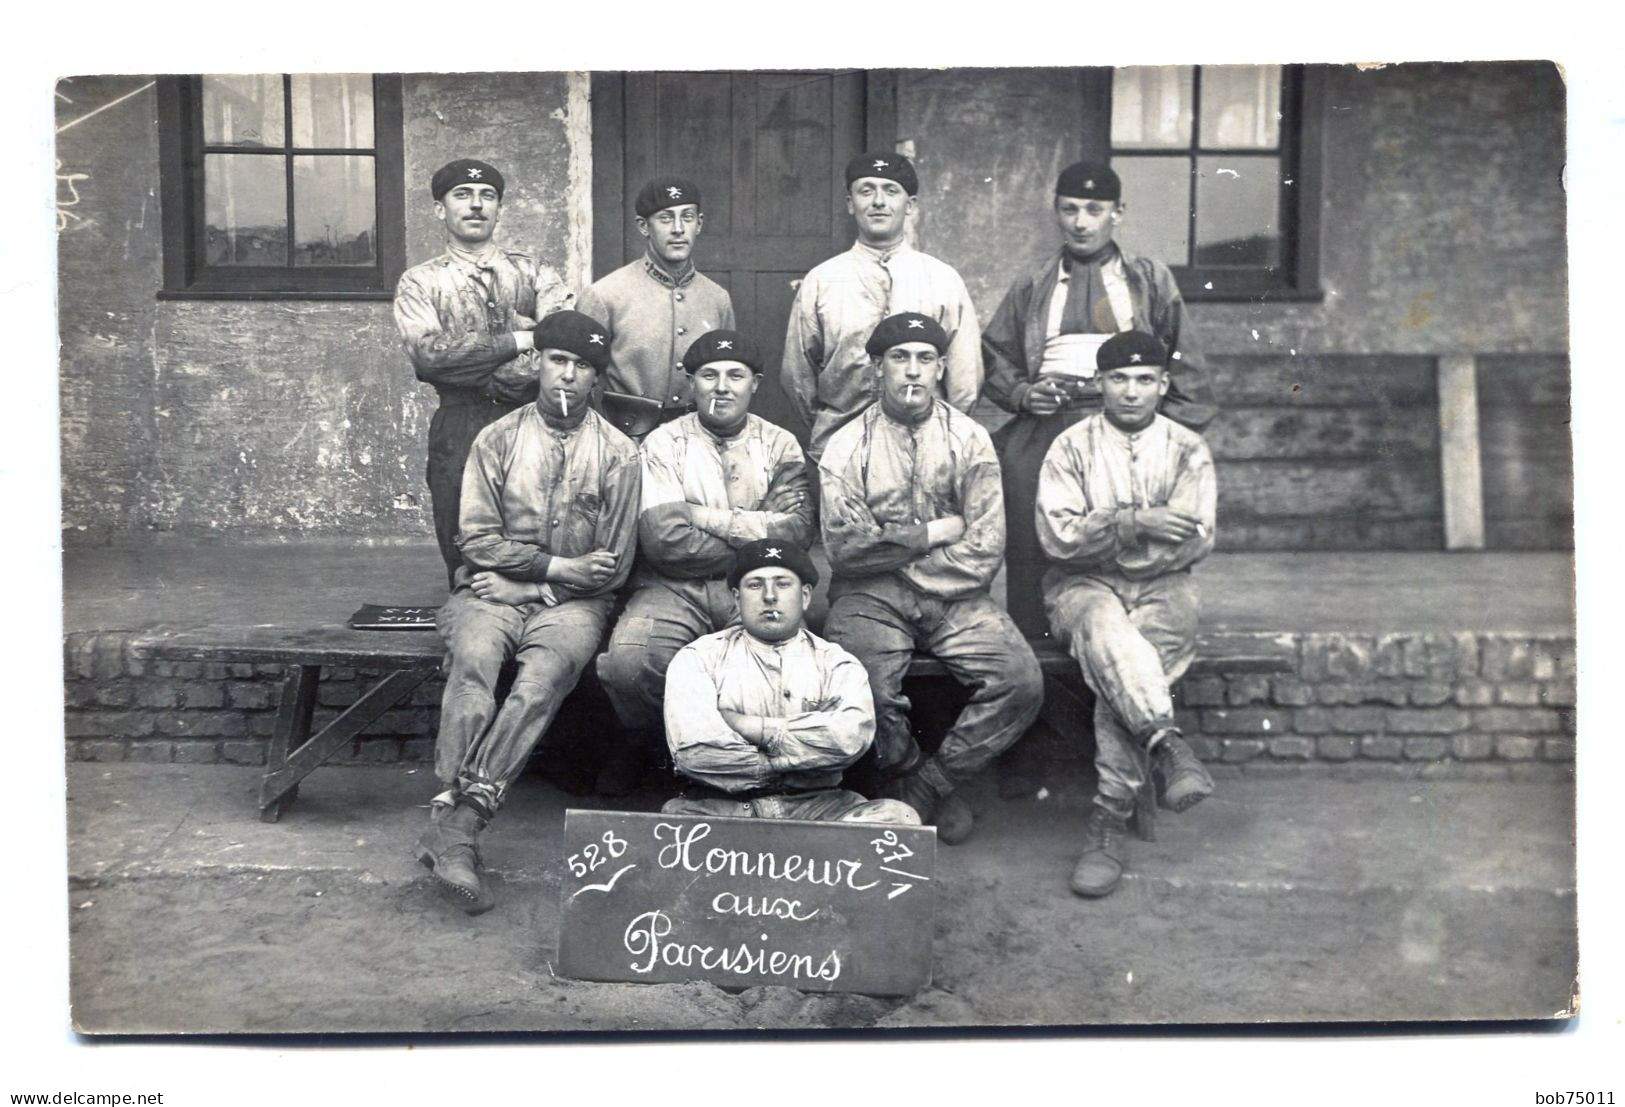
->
[[682, 330, 762, 375], [533, 310, 612, 372], [1055, 161, 1121, 202], [865, 312, 948, 357], [728, 538, 819, 590], [845, 151, 919, 196], [635, 176, 702, 218], [431, 159, 505, 201], [1097, 331, 1169, 372]]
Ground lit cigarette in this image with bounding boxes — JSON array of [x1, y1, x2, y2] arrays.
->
[[1196, 523, 1208, 538], [709, 396, 718, 415], [558, 390, 569, 417], [905, 384, 920, 400]]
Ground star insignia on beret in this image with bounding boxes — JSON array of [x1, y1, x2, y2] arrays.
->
[[1084, 178, 1095, 189], [717, 340, 733, 349], [907, 319, 925, 329], [873, 159, 888, 170], [468, 168, 483, 179], [666, 186, 683, 199], [589, 333, 605, 345], [764, 547, 782, 559], [1129, 353, 1143, 363]]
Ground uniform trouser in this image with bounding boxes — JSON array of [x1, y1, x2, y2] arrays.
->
[[991, 409, 1089, 638], [825, 580, 1044, 796], [597, 577, 738, 731], [662, 790, 921, 825], [1044, 569, 1200, 806], [427, 401, 521, 590], [435, 588, 611, 814]]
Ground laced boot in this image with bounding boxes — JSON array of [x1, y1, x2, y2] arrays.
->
[[889, 770, 975, 846], [1150, 730, 1214, 812], [415, 800, 494, 915], [1070, 800, 1130, 898]]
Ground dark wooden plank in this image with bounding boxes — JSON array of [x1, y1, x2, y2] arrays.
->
[[134, 624, 444, 667], [557, 810, 936, 996], [260, 668, 432, 799], [1207, 355, 1437, 407], [260, 664, 319, 823], [1216, 460, 1441, 518], [1476, 355, 1571, 406], [1204, 406, 1438, 461]]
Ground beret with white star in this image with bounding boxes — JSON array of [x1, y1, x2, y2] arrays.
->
[[431, 159, 505, 201], [681, 329, 762, 375], [533, 310, 612, 372], [728, 537, 819, 590], [844, 150, 918, 196], [1056, 160, 1121, 202], [635, 176, 702, 218], [1097, 330, 1169, 373], [865, 311, 948, 357]]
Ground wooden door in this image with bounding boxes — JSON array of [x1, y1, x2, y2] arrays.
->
[[594, 71, 872, 441]]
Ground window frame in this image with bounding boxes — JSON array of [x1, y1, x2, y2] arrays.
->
[[156, 74, 406, 301], [1088, 64, 1324, 303]]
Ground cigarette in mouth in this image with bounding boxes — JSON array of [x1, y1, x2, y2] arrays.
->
[[558, 390, 569, 417], [709, 397, 718, 415], [905, 384, 920, 400]]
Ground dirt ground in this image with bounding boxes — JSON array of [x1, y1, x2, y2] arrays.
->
[[66, 762, 1577, 1034]]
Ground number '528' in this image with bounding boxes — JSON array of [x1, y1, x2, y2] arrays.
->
[[568, 830, 629, 878]]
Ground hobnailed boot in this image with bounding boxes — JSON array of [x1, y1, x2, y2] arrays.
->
[[889, 771, 975, 846], [1149, 730, 1215, 812], [1070, 802, 1129, 898], [415, 801, 494, 915]]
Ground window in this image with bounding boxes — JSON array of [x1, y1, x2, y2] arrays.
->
[[1102, 64, 1322, 301], [158, 74, 405, 299]]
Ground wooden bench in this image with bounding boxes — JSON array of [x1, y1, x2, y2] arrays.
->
[[133, 624, 1296, 828]]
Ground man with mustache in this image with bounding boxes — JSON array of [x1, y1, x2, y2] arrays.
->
[[578, 176, 736, 441], [819, 313, 1043, 845], [1036, 331, 1217, 899], [661, 539, 919, 826], [415, 310, 640, 915], [982, 161, 1217, 636], [597, 330, 814, 794], [394, 158, 576, 588], [782, 152, 983, 461]]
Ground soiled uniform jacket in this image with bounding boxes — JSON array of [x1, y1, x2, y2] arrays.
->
[[456, 406, 641, 600], [819, 401, 1005, 599], [664, 627, 877, 793], [981, 247, 1217, 430], [783, 241, 984, 456], [576, 257, 735, 408], [393, 246, 575, 405], [1035, 413, 1217, 581], [637, 413, 814, 582]]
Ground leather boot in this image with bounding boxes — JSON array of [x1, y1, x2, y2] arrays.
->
[[415, 801, 494, 915], [1150, 730, 1214, 812], [888, 770, 975, 846], [1071, 800, 1129, 898]]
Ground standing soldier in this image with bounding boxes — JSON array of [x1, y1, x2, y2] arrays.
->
[[982, 161, 1217, 636], [1036, 331, 1217, 899], [782, 152, 983, 461], [820, 313, 1043, 845], [578, 176, 735, 441], [595, 329, 814, 793], [415, 310, 640, 915], [394, 158, 575, 588]]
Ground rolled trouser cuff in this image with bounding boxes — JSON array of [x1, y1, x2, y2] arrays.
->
[[919, 757, 956, 798]]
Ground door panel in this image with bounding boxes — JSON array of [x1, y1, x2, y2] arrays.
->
[[616, 71, 866, 441]]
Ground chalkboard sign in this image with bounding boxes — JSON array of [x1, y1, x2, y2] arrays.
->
[[557, 810, 936, 996]]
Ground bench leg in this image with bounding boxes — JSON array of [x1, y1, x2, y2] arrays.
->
[[258, 668, 434, 822], [1131, 745, 1157, 842], [260, 665, 319, 822]]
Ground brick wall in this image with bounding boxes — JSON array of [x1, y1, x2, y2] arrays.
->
[[63, 630, 1576, 777]]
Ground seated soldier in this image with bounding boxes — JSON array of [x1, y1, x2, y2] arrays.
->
[[1035, 331, 1217, 899], [820, 313, 1044, 845], [662, 539, 920, 825], [416, 310, 641, 915], [596, 330, 814, 794]]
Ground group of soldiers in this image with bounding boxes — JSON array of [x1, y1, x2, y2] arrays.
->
[[392, 150, 1221, 917]]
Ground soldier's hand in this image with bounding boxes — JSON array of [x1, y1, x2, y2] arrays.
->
[[552, 551, 619, 589], [1136, 507, 1204, 544], [469, 571, 535, 606], [762, 485, 808, 514], [926, 515, 967, 547], [1022, 377, 1070, 416]]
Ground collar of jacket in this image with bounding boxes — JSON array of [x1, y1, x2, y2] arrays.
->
[[642, 254, 697, 289], [850, 238, 913, 265]]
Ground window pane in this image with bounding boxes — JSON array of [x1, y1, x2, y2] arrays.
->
[[1199, 65, 1281, 149], [291, 74, 374, 149], [1111, 66, 1194, 149], [293, 156, 377, 266], [1113, 156, 1190, 265], [201, 75, 284, 147], [1194, 155, 1281, 267], [203, 154, 287, 265]]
